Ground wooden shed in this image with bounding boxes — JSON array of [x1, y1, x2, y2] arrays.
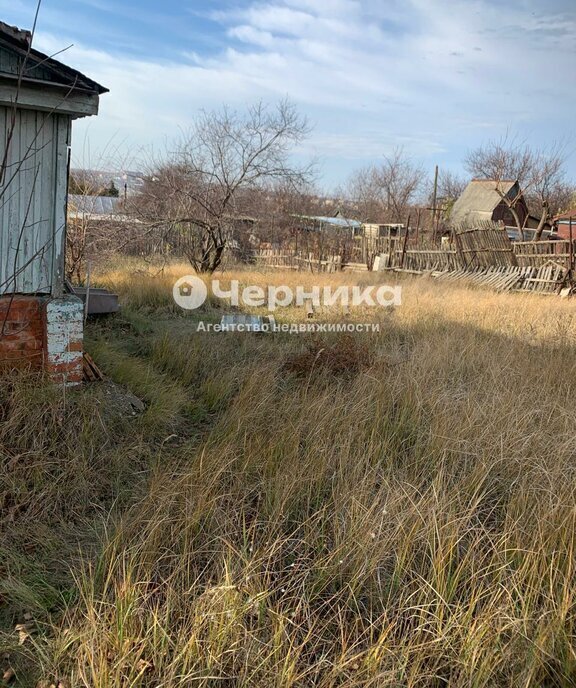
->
[[450, 180, 530, 228], [0, 22, 107, 383]]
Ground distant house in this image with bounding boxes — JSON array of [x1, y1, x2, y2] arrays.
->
[[362, 223, 405, 239], [450, 179, 531, 228], [552, 210, 576, 240], [294, 214, 362, 236]]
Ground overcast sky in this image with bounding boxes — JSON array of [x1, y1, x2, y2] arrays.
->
[[2, 0, 575, 189]]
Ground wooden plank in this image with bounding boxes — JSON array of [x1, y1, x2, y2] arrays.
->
[[83, 352, 103, 382], [0, 81, 100, 116]]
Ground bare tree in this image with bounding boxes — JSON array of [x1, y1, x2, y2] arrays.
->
[[132, 100, 312, 273], [344, 149, 425, 224], [375, 149, 426, 223], [465, 135, 535, 187], [424, 170, 467, 227], [437, 170, 467, 204], [465, 134, 572, 238], [342, 166, 383, 222], [246, 178, 324, 247]]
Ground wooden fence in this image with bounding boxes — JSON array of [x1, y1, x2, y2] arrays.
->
[[455, 226, 516, 267], [513, 240, 575, 268], [388, 229, 576, 274], [254, 249, 300, 270], [400, 249, 460, 272], [253, 223, 575, 295], [380, 225, 515, 271], [255, 235, 576, 276], [255, 250, 343, 272], [430, 263, 569, 295], [388, 226, 574, 293]]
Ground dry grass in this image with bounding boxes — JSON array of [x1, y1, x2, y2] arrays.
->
[[1, 259, 576, 686]]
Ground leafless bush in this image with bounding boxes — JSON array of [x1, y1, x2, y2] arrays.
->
[[465, 134, 575, 236], [283, 335, 374, 378], [344, 148, 426, 223], [129, 100, 313, 273]]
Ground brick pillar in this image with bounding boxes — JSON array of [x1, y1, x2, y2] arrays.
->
[[0, 296, 45, 370], [42, 295, 84, 386]]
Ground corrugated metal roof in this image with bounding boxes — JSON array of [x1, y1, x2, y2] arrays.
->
[[450, 180, 518, 227], [67, 195, 139, 223], [297, 214, 362, 228], [68, 194, 119, 215]]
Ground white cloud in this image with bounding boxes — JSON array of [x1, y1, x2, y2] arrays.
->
[[25, 0, 576, 184]]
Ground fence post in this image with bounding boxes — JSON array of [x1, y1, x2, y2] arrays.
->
[[453, 231, 464, 269], [570, 218, 574, 277], [400, 214, 411, 269]]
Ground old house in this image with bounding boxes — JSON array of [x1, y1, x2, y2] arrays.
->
[[0, 22, 107, 383], [450, 179, 532, 228], [552, 210, 576, 240], [361, 223, 405, 240]]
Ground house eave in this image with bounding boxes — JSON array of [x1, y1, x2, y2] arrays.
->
[[0, 25, 108, 96], [0, 76, 100, 117]]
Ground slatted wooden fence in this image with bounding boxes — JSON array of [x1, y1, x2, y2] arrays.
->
[[253, 222, 574, 295], [254, 249, 300, 270], [255, 250, 343, 272], [455, 225, 516, 267], [429, 262, 568, 294], [513, 240, 576, 268], [383, 224, 516, 271], [400, 249, 460, 271]]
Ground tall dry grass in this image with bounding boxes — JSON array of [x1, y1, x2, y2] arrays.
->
[[1, 262, 576, 686]]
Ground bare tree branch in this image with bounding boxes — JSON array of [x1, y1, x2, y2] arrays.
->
[[128, 100, 313, 272]]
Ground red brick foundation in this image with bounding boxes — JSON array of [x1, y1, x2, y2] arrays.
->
[[0, 296, 45, 369], [0, 295, 84, 384]]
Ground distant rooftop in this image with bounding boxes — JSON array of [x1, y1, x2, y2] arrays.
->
[[68, 194, 119, 214], [71, 169, 145, 195], [295, 214, 362, 228], [450, 179, 519, 227], [553, 209, 576, 222]]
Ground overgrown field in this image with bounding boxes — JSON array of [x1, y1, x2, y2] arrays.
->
[[1, 261, 576, 687]]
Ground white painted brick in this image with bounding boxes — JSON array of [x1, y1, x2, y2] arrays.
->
[[44, 295, 84, 385]]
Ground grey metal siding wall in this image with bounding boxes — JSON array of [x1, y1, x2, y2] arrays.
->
[[0, 106, 70, 294]]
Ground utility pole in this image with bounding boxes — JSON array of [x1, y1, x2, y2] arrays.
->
[[431, 164, 438, 226], [429, 165, 440, 242]]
